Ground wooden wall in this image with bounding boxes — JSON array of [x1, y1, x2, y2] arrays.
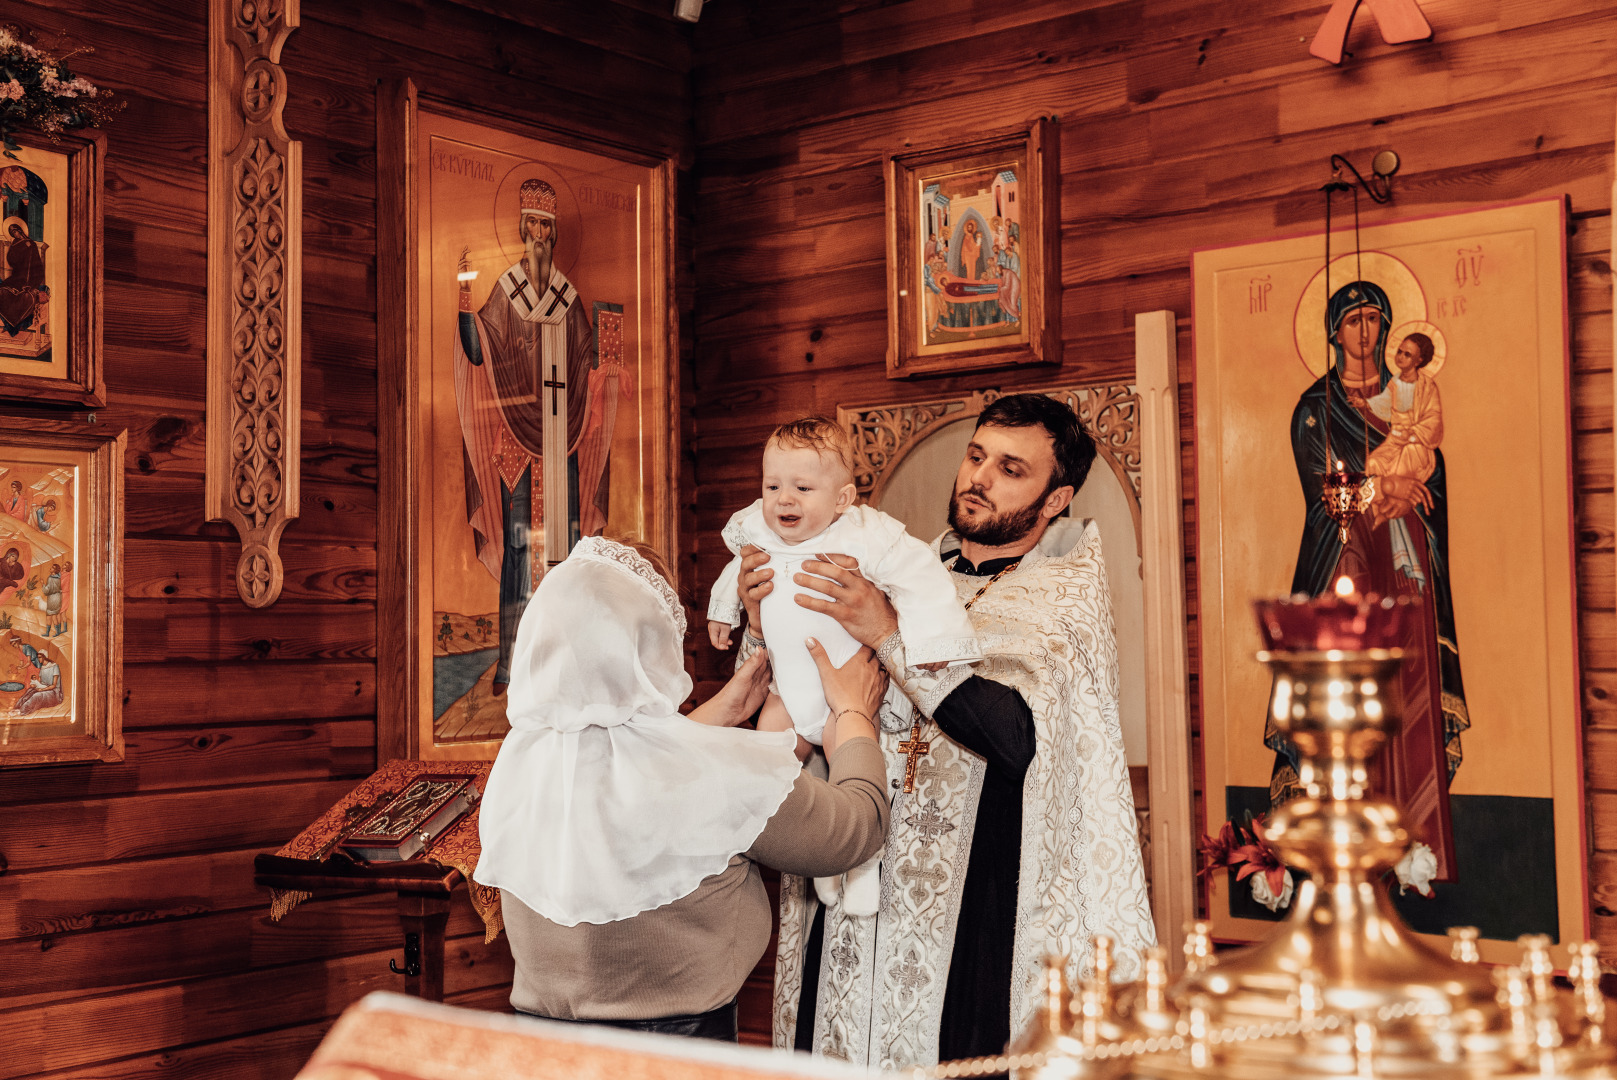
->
[[0, 2, 693, 1077], [689, 0, 1617, 1038], [5, 0, 1615, 1071]]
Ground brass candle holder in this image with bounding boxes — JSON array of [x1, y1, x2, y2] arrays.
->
[[1164, 624, 1507, 1077], [948, 586, 1617, 1080]]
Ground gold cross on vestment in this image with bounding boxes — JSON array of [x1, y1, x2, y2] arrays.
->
[[899, 720, 930, 794]]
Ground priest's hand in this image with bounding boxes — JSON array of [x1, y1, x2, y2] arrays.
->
[[810, 638, 884, 755], [687, 649, 772, 727], [737, 544, 773, 635], [794, 554, 900, 649]]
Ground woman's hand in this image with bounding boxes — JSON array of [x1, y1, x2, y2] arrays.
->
[[737, 544, 773, 635], [809, 638, 886, 755], [793, 554, 900, 650], [687, 649, 772, 727]]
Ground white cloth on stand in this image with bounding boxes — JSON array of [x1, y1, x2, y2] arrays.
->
[[474, 536, 802, 927]]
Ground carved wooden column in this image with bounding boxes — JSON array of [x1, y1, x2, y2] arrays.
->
[[1134, 309, 1194, 969], [206, 0, 302, 607], [376, 79, 419, 761]]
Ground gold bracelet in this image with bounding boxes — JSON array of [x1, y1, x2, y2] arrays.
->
[[832, 708, 874, 725]]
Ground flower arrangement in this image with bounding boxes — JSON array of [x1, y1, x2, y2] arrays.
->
[[0, 26, 122, 160], [1199, 814, 1294, 913], [1393, 841, 1437, 897], [1202, 815, 1438, 913]]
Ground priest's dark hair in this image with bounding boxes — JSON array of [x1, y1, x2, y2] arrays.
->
[[975, 393, 1097, 496]]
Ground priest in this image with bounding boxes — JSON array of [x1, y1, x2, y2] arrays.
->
[[746, 394, 1155, 1070]]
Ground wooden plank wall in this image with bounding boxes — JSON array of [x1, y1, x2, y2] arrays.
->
[[689, 0, 1617, 1041], [0, 2, 693, 1077]]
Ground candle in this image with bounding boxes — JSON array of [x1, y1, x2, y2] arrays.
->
[[1253, 576, 1417, 652]]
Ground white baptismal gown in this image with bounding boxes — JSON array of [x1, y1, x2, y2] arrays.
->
[[708, 501, 981, 916], [708, 501, 981, 741]]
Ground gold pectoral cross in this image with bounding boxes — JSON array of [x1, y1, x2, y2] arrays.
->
[[899, 720, 931, 794]]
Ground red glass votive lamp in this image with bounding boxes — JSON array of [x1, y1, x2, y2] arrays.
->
[[1253, 577, 1416, 653]]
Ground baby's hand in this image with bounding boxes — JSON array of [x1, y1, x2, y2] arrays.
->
[[917, 661, 947, 672], [708, 620, 734, 651]]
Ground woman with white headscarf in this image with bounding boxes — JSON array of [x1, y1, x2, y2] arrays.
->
[[475, 536, 889, 1041]]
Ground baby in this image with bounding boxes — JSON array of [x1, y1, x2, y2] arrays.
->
[[1358, 331, 1443, 525], [708, 417, 981, 916], [1358, 324, 1448, 536], [1349, 331, 1443, 590]]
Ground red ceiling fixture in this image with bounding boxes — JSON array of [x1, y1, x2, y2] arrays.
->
[[1310, 0, 1432, 65]]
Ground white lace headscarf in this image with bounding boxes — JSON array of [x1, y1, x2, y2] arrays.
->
[[474, 536, 801, 926]]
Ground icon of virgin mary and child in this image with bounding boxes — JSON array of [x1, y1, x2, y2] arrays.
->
[[1267, 276, 1469, 887]]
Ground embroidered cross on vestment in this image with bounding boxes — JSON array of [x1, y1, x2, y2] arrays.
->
[[903, 798, 957, 846]]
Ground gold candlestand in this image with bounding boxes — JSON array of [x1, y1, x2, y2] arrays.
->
[[1157, 646, 1516, 1079], [931, 635, 1616, 1080]]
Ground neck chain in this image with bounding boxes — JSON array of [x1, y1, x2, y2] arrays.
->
[[962, 559, 1022, 610]]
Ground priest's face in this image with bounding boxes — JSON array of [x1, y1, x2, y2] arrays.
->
[[948, 423, 1063, 547], [761, 440, 857, 544]]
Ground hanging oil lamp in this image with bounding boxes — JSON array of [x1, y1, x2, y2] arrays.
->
[[1321, 459, 1375, 545], [1317, 175, 1378, 548]]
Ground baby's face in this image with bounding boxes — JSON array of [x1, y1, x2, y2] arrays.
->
[[761, 442, 854, 544], [1393, 337, 1423, 376]]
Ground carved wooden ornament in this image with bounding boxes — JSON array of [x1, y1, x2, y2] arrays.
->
[[206, 0, 302, 607], [839, 384, 1142, 535]]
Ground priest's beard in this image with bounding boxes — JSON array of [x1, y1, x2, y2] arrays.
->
[[525, 231, 555, 285], [947, 485, 1044, 548]]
